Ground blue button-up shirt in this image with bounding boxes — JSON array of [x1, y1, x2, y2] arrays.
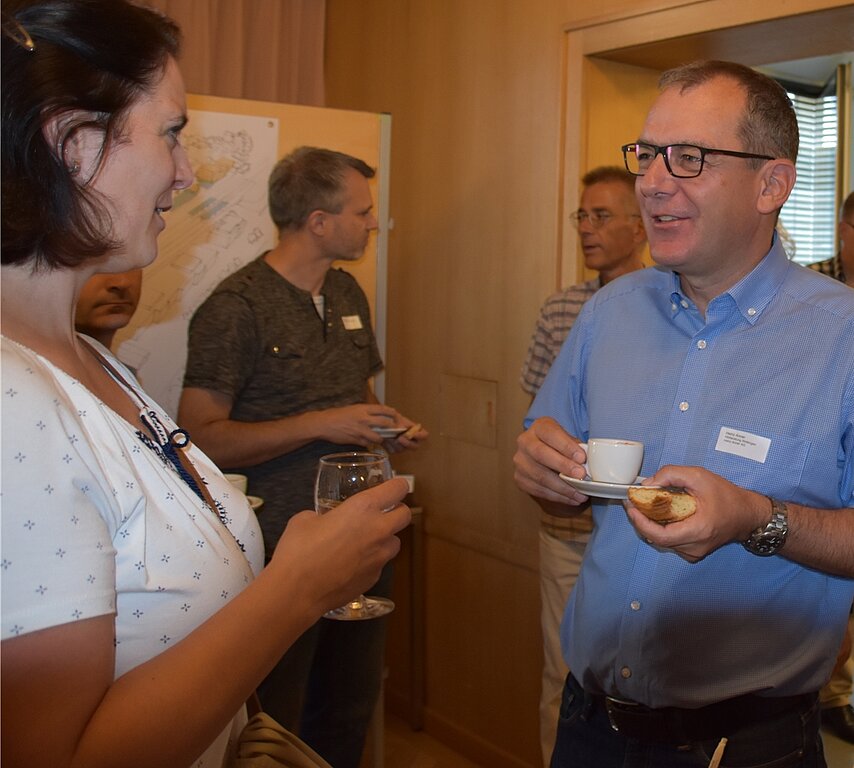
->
[[527, 238, 854, 707]]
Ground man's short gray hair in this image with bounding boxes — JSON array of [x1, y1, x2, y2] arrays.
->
[[658, 60, 799, 165], [268, 146, 375, 231]]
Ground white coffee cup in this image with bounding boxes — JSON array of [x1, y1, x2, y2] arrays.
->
[[578, 439, 643, 484], [224, 473, 248, 494]]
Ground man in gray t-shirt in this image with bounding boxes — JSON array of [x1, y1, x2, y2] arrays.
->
[[180, 147, 426, 768], [183, 258, 386, 558]]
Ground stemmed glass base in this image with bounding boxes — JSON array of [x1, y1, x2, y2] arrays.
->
[[323, 595, 395, 621]]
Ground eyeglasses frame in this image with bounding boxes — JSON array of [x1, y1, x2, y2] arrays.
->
[[569, 210, 641, 230], [621, 142, 774, 179]]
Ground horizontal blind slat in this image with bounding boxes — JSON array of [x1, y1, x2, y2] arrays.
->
[[779, 91, 838, 266]]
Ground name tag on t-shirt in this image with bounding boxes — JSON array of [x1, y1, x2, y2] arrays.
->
[[341, 315, 363, 330], [714, 427, 771, 463]]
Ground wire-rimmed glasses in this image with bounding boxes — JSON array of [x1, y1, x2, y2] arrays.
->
[[569, 210, 641, 229], [621, 143, 774, 179], [570, 211, 610, 229]]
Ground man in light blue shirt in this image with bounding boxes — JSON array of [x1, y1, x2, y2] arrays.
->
[[514, 60, 854, 767]]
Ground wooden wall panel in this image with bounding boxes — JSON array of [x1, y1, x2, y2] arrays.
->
[[439, 374, 497, 448], [326, 5, 564, 765], [420, 536, 542, 768], [583, 59, 659, 172]]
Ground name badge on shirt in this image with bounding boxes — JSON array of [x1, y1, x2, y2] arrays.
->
[[341, 315, 363, 330], [714, 427, 771, 463]]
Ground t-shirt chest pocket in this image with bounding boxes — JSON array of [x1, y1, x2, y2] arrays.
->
[[257, 341, 309, 389], [703, 425, 811, 498], [347, 329, 372, 351], [266, 341, 305, 361]]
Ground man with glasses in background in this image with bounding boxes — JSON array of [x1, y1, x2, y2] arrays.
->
[[520, 166, 646, 767], [515, 60, 854, 766]]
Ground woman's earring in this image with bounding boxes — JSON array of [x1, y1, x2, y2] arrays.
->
[[68, 160, 80, 176]]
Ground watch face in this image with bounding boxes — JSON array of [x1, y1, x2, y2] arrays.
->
[[744, 506, 788, 556], [746, 533, 786, 556]]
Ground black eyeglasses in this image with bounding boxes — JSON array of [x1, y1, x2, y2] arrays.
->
[[621, 143, 774, 179]]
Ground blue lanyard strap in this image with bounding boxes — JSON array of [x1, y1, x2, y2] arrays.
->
[[137, 411, 204, 502], [81, 339, 245, 553]]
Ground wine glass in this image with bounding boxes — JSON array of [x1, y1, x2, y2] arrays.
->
[[314, 451, 396, 620]]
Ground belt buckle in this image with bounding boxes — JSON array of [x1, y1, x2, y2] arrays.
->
[[604, 696, 640, 733], [604, 696, 691, 747]]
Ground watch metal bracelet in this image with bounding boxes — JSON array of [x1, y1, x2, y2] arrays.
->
[[743, 497, 789, 557]]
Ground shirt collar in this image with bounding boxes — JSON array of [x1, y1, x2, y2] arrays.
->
[[668, 233, 789, 325]]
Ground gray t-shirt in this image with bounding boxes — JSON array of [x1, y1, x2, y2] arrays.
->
[[184, 255, 383, 560]]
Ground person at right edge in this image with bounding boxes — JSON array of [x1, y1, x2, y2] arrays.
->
[[810, 189, 854, 744], [514, 60, 854, 767]]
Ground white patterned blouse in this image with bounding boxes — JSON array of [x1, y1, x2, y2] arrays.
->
[[1, 335, 265, 767]]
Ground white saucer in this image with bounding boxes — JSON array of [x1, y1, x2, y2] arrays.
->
[[246, 495, 264, 511], [559, 474, 651, 500], [374, 426, 407, 439]]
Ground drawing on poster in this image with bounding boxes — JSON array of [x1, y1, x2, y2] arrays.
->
[[114, 109, 280, 416]]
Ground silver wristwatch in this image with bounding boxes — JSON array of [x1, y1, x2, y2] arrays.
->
[[743, 498, 788, 556]]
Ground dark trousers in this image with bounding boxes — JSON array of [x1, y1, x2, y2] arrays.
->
[[257, 562, 393, 768], [551, 674, 827, 768]]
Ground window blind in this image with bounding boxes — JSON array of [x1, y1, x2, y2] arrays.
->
[[779, 91, 838, 265]]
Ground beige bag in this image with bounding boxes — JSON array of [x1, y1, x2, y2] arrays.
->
[[228, 711, 332, 768]]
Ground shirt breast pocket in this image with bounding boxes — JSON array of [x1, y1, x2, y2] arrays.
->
[[703, 426, 811, 499], [260, 341, 308, 384], [266, 341, 305, 361], [347, 329, 372, 351]]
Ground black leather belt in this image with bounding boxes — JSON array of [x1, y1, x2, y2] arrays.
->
[[591, 688, 816, 746]]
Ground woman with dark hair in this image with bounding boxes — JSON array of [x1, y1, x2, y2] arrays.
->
[[0, 2, 410, 766]]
